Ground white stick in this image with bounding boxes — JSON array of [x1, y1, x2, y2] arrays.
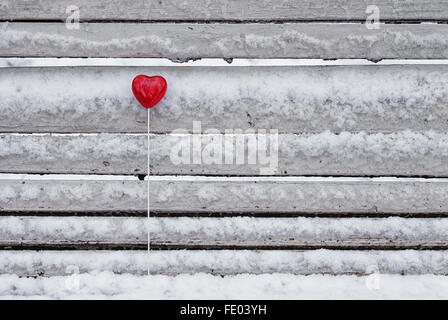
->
[[147, 108, 150, 276]]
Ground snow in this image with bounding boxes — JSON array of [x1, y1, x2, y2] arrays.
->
[[3, 23, 447, 60], [1, 250, 447, 277], [4, 58, 448, 68], [1, 216, 447, 243], [2, 62, 448, 133], [2, 175, 448, 214], [284, 130, 448, 159], [3, 131, 448, 176], [2, 25, 448, 300], [0, 26, 178, 54], [1, 273, 448, 299]]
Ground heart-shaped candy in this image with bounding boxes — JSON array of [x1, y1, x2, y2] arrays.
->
[[132, 75, 167, 108]]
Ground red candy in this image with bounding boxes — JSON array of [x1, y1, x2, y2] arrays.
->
[[132, 75, 167, 109]]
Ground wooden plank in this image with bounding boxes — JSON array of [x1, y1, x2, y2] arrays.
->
[[2, 177, 448, 215], [0, 216, 447, 249], [2, 65, 448, 134], [2, 0, 448, 21], [2, 23, 448, 59], [2, 132, 448, 176], [2, 250, 448, 276]]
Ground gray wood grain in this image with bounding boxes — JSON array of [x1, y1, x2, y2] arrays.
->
[[2, 65, 448, 134], [1, 216, 447, 249], [2, 0, 448, 21], [3, 250, 448, 276], [2, 23, 448, 59], [2, 132, 448, 176], [2, 178, 448, 214]]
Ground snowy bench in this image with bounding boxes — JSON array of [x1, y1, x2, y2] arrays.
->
[[1, 0, 448, 277]]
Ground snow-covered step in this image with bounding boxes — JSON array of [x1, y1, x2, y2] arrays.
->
[[2, 23, 448, 59], [2, 132, 448, 176], [3, 0, 447, 21], [1, 216, 447, 249], [1, 250, 448, 277], [2, 177, 448, 215], [3, 273, 448, 299], [2, 65, 448, 134]]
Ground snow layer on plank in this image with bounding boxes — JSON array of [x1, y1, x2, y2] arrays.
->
[[3, 0, 448, 21], [1, 273, 448, 299], [1, 217, 447, 246], [6, 58, 448, 68], [2, 66, 448, 133], [1, 250, 448, 276], [2, 131, 448, 175], [2, 23, 448, 59], [2, 178, 448, 214]]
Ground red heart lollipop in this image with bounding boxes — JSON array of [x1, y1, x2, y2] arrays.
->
[[132, 75, 167, 108]]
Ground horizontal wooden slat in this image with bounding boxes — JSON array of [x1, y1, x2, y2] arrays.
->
[[2, 250, 448, 276], [0, 216, 447, 249], [1, 132, 448, 176], [2, 177, 448, 215], [2, 65, 448, 133], [3, 0, 448, 21], [2, 23, 448, 59]]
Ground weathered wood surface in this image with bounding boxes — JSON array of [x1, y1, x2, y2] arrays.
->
[[0, 216, 447, 249], [2, 23, 448, 59], [2, 65, 448, 134], [2, 178, 448, 215], [2, 250, 448, 276], [2, 132, 448, 176], [3, 0, 448, 21]]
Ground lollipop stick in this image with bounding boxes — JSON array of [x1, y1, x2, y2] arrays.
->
[[147, 108, 151, 276]]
